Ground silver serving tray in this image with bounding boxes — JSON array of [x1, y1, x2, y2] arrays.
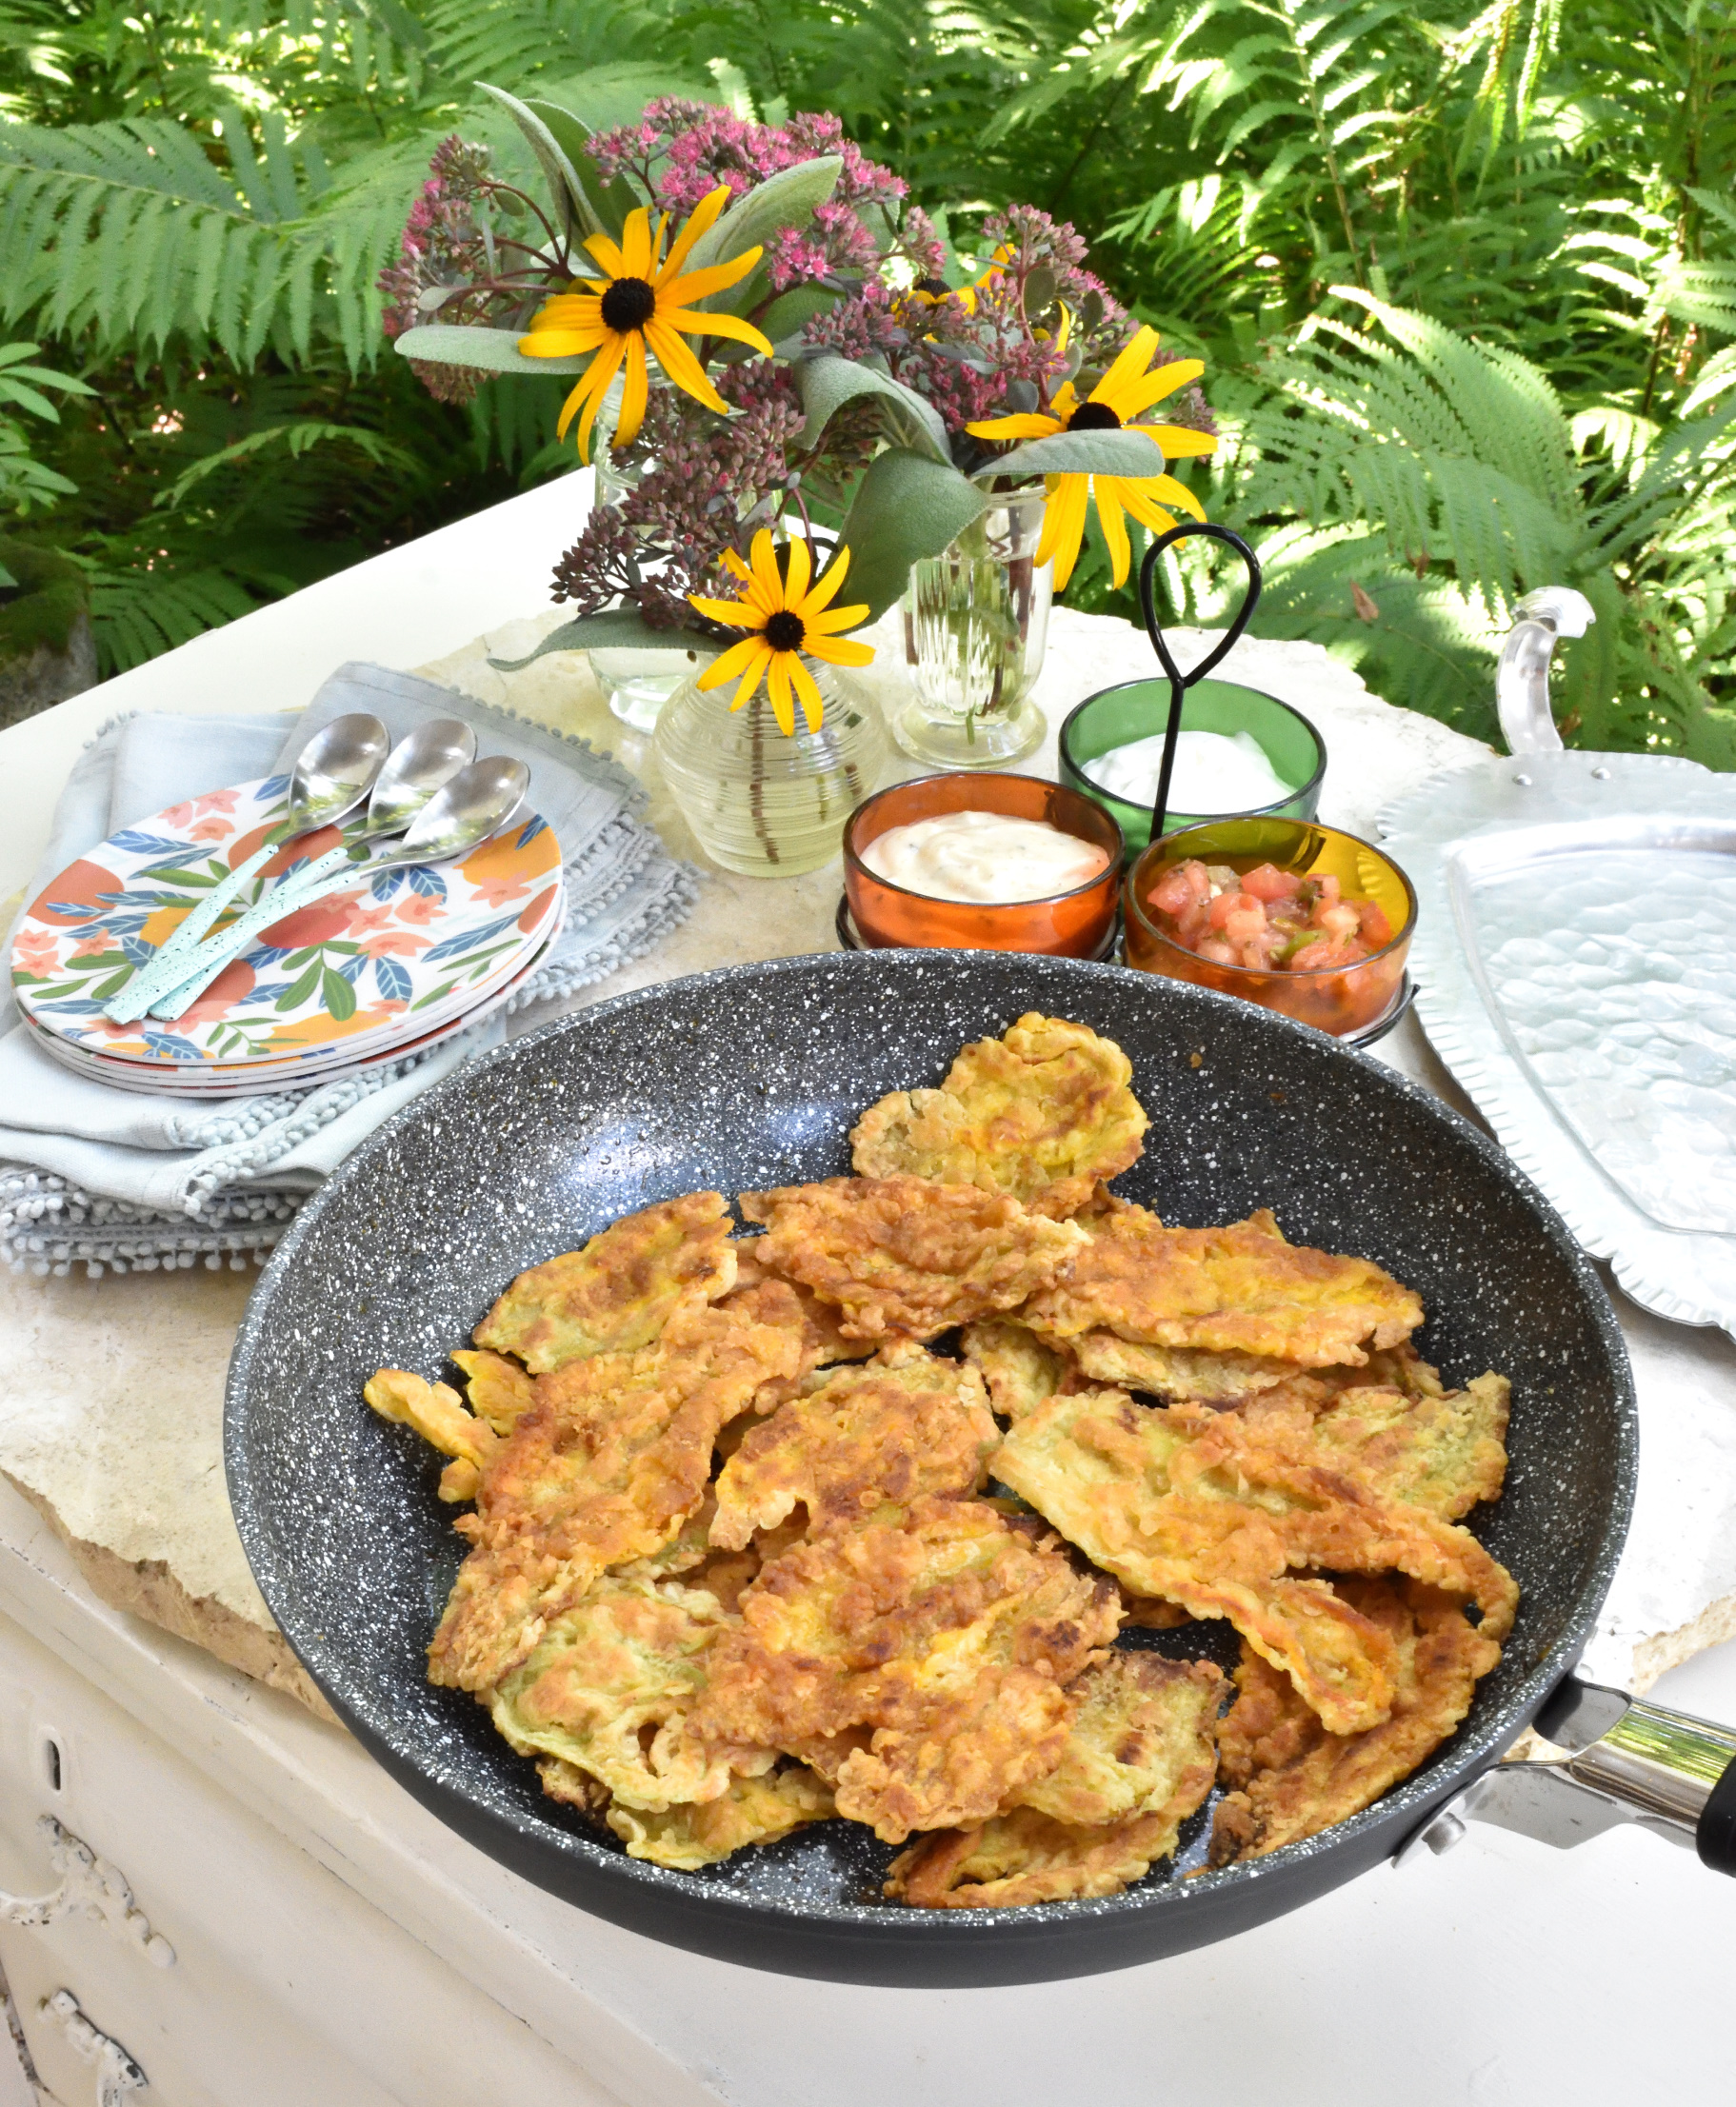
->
[[1380, 749, 1736, 1335]]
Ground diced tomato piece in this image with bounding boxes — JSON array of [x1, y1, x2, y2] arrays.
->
[[1197, 937, 1237, 965], [1290, 937, 1354, 971], [1314, 873, 1341, 909], [1315, 902, 1362, 941], [1241, 863, 1299, 904], [1359, 901, 1394, 947], [1207, 889, 1258, 931], [1173, 902, 1211, 948], [1149, 859, 1209, 915], [1224, 902, 1268, 944]]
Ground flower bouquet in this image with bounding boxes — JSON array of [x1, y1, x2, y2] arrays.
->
[[388, 84, 1216, 844]]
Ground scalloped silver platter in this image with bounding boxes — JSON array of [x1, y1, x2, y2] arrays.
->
[[1381, 750, 1736, 1335], [225, 951, 1634, 1986]]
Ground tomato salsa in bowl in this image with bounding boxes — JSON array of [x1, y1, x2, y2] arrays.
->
[[1125, 815, 1416, 1036]]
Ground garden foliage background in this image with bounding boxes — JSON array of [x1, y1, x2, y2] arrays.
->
[[0, 0, 1731, 757]]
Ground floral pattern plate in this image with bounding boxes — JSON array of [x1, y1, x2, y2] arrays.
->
[[12, 775, 563, 1070], [23, 882, 565, 1091], [24, 917, 563, 1099]]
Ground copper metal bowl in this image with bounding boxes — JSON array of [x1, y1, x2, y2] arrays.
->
[[1125, 814, 1417, 1036], [843, 772, 1123, 957]]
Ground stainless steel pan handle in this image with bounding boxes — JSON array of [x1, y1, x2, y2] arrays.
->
[[1394, 1676, 1736, 1872]]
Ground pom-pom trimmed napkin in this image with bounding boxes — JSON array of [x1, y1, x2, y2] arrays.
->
[[2, 662, 698, 1276]]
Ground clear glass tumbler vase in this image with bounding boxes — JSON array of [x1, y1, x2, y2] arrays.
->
[[896, 489, 1051, 767], [652, 661, 889, 877]]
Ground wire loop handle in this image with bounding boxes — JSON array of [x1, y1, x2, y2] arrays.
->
[[1135, 522, 1264, 841]]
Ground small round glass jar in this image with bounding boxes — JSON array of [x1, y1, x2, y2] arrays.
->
[[653, 661, 888, 878], [843, 772, 1123, 956], [1059, 677, 1327, 857], [1125, 815, 1416, 1036]]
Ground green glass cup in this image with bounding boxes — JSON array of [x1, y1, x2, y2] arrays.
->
[[1058, 676, 1327, 857]]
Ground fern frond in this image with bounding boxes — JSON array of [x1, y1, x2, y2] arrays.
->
[[86, 563, 261, 675], [0, 116, 311, 358], [156, 419, 420, 508]]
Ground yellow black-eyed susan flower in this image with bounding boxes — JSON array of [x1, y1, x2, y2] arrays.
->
[[688, 530, 874, 735], [519, 187, 773, 459], [968, 325, 1217, 590]]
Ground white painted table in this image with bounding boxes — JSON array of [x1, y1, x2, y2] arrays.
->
[[3, 475, 1734, 2107]]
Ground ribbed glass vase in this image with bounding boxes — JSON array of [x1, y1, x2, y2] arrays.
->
[[652, 662, 888, 877], [894, 487, 1051, 767]]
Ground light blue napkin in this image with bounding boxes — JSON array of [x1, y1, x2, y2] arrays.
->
[[2, 664, 698, 1276]]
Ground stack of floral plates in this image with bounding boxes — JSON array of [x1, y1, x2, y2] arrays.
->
[[10, 775, 563, 1099]]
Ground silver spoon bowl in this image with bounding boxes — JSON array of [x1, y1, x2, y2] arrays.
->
[[284, 713, 394, 836], [103, 713, 392, 1024], [358, 718, 478, 840]]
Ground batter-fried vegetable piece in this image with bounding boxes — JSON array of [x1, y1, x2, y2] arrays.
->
[[1119, 1588, 1192, 1630], [688, 1495, 1121, 1842], [364, 1368, 498, 1501], [740, 1176, 1086, 1343], [1051, 1332, 1297, 1404], [960, 1317, 1070, 1423], [473, 1192, 737, 1374], [887, 1653, 1223, 1908], [885, 1806, 1181, 1909], [1067, 1342, 1450, 1415], [428, 1293, 803, 1692], [716, 1255, 876, 1408], [1023, 1203, 1424, 1370], [994, 1387, 1516, 1735], [610, 1496, 768, 1612], [450, 1348, 537, 1432], [490, 1578, 774, 1810], [1021, 1653, 1227, 1825], [709, 1349, 1000, 1549], [1209, 1576, 1501, 1863], [850, 1013, 1149, 1219], [1293, 1372, 1509, 1521], [602, 1766, 835, 1870]]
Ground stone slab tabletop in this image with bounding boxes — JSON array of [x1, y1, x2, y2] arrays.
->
[[3, 605, 1732, 1719]]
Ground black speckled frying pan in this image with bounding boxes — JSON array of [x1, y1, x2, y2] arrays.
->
[[224, 951, 1731, 1986]]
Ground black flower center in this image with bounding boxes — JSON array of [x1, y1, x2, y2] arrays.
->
[[914, 275, 951, 298], [1068, 399, 1122, 430], [764, 609, 806, 652], [600, 276, 657, 333]]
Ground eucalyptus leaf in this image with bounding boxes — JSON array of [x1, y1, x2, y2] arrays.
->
[[522, 96, 639, 239], [682, 157, 843, 310], [1024, 265, 1059, 314], [764, 283, 841, 349], [477, 82, 603, 244], [796, 355, 951, 465], [488, 611, 725, 670], [838, 448, 987, 622], [980, 427, 1168, 480], [531, 64, 707, 137], [393, 325, 593, 377]]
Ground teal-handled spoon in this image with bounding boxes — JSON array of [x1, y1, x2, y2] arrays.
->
[[104, 712, 392, 1024], [140, 716, 478, 1020], [148, 756, 531, 1023]]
